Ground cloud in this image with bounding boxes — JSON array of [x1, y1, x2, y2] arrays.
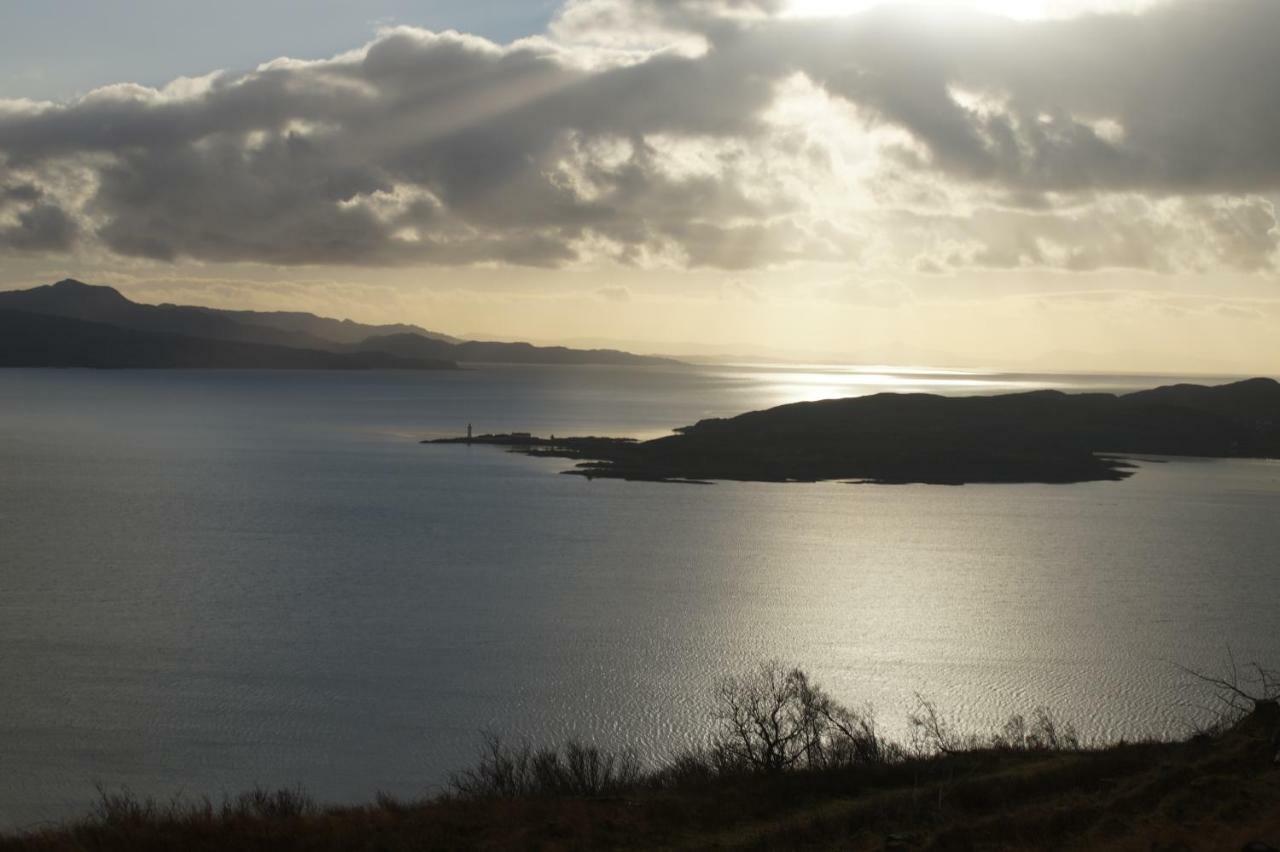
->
[[0, 202, 77, 251], [892, 194, 1279, 274], [0, 0, 1277, 274], [0, 23, 794, 268], [795, 0, 1280, 196], [597, 284, 631, 301], [720, 278, 763, 301], [0, 179, 77, 251], [817, 275, 915, 307]]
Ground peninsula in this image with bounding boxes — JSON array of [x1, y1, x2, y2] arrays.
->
[[427, 377, 1280, 485]]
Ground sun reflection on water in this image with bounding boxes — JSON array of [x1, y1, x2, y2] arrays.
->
[[717, 363, 1060, 409]]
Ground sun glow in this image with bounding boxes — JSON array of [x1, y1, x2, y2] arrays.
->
[[784, 0, 1160, 21]]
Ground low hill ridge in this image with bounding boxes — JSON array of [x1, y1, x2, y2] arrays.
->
[[0, 280, 680, 368], [0, 310, 457, 371], [355, 332, 681, 367]]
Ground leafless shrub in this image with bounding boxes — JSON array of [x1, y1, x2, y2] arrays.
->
[[374, 791, 408, 813], [909, 696, 1079, 755], [824, 700, 902, 764], [650, 746, 720, 786], [91, 785, 160, 827], [991, 708, 1080, 751], [224, 786, 315, 820], [907, 695, 971, 756], [1179, 649, 1280, 721], [448, 734, 642, 798], [89, 784, 313, 830]]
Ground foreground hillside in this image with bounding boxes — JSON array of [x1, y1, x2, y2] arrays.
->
[[3, 713, 1276, 850], [5, 666, 1278, 851]]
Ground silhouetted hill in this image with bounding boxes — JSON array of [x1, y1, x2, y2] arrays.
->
[[0, 310, 456, 370], [355, 332, 682, 367], [0, 280, 678, 367], [190, 308, 459, 346], [432, 378, 1280, 484], [0, 280, 346, 351], [1124, 376, 1280, 424], [0, 279, 455, 347]]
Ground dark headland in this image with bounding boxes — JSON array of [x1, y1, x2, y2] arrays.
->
[[428, 377, 1280, 485]]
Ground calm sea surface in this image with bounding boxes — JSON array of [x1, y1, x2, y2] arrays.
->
[[1, 364, 1278, 828]]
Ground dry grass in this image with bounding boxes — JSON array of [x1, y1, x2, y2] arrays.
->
[[3, 668, 1278, 851], [4, 708, 1277, 851]]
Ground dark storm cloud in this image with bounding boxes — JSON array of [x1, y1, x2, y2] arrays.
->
[[0, 179, 77, 250], [0, 202, 77, 251], [0, 0, 1276, 269], [2, 181, 42, 203]]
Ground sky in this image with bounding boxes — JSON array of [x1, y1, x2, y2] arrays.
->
[[0, 0, 1278, 371]]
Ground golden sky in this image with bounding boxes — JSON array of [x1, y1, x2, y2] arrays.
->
[[1, 0, 1277, 372]]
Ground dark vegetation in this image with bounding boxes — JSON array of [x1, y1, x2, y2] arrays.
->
[[432, 377, 1280, 485], [0, 279, 677, 368], [4, 661, 1278, 851]]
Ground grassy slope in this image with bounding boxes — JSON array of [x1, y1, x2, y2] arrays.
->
[[4, 707, 1277, 851]]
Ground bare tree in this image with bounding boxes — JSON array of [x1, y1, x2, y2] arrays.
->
[[1179, 649, 1280, 720], [907, 694, 966, 756], [709, 660, 891, 773]]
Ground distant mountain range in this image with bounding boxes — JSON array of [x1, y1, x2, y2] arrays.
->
[[0, 280, 678, 370], [0, 310, 455, 370], [351, 333, 684, 367]]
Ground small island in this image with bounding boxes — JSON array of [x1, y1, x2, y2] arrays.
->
[[427, 377, 1280, 485]]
